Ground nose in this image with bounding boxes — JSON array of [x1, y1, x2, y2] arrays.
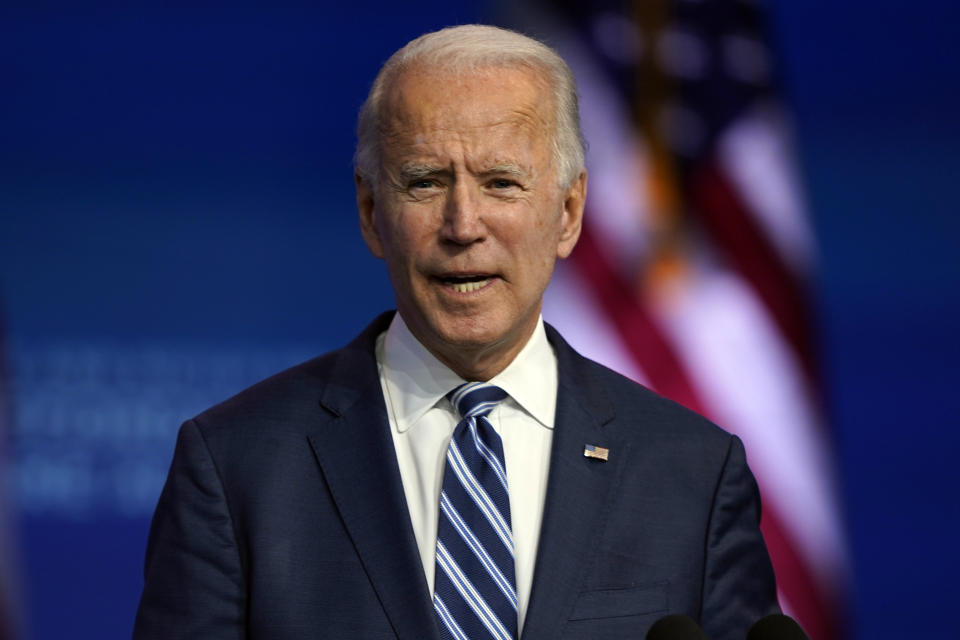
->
[[440, 182, 486, 245]]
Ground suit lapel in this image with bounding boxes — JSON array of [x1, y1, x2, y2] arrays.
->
[[306, 314, 441, 640], [521, 326, 626, 640]]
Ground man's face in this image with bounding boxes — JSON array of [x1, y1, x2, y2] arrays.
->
[[357, 65, 585, 378]]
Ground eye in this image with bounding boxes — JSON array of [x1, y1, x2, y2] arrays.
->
[[405, 178, 445, 198], [489, 178, 518, 189]]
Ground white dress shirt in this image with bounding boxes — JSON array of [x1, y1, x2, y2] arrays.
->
[[376, 313, 557, 633]]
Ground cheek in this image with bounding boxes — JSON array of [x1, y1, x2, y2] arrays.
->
[[514, 234, 558, 280], [378, 212, 429, 269], [524, 204, 565, 256]]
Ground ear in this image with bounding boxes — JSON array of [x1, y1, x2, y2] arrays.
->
[[556, 169, 586, 259], [356, 172, 384, 259]]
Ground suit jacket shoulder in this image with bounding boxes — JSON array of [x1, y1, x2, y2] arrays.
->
[[547, 321, 732, 459], [134, 311, 437, 640], [531, 323, 778, 640], [191, 311, 390, 443]]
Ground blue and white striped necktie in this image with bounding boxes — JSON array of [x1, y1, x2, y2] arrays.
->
[[433, 382, 517, 640]]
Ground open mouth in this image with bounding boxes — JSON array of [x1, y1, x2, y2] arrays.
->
[[436, 274, 495, 293]]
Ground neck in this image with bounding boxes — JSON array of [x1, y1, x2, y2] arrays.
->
[[402, 314, 540, 382], [431, 338, 529, 382]]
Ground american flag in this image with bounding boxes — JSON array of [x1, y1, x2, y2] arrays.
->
[[583, 444, 610, 461], [512, 0, 849, 636]]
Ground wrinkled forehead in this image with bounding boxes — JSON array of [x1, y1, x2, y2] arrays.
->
[[378, 65, 555, 145]]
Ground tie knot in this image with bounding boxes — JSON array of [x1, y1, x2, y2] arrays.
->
[[447, 382, 508, 420]]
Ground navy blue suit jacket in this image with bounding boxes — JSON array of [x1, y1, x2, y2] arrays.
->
[[133, 312, 778, 639]]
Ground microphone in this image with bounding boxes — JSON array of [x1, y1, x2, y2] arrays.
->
[[645, 614, 707, 639], [747, 614, 809, 640]]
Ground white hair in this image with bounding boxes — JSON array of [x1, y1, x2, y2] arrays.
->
[[354, 24, 586, 188]]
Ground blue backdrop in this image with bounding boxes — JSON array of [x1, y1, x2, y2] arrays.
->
[[1, 1, 957, 638]]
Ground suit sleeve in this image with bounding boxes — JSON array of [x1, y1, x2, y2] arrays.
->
[[133, 419, 246, 640], [700, 435, 779, 639]]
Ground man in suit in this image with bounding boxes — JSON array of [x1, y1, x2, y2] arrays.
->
[[134, 25, 778, 639]]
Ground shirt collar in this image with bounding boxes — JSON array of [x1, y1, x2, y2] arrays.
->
[[378, 313, 557, 433]]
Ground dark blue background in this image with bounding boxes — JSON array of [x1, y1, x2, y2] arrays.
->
[[772, 1, 960, 634], [1, 1, 957, 638]]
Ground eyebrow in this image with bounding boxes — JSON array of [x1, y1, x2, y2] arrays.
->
[[479, 163, 529, 179], [398, 164, 446, 181], [396, 162, 530, 182]]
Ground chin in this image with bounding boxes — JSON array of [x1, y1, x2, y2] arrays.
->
[[433, 316, 506, 350]]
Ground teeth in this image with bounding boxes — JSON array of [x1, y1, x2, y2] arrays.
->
[[448, 278, 490, 293]]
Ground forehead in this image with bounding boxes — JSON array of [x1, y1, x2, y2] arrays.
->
[[378, 65, 554, 159]]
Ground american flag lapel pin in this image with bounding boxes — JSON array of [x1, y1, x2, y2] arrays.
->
[[583, 444, 609, 461]]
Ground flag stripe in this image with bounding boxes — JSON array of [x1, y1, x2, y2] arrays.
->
[[571, 223, 706, 416], [689, 159, 818, 381], [649, 266, 846, 583], [761, 506, 843, 640]]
